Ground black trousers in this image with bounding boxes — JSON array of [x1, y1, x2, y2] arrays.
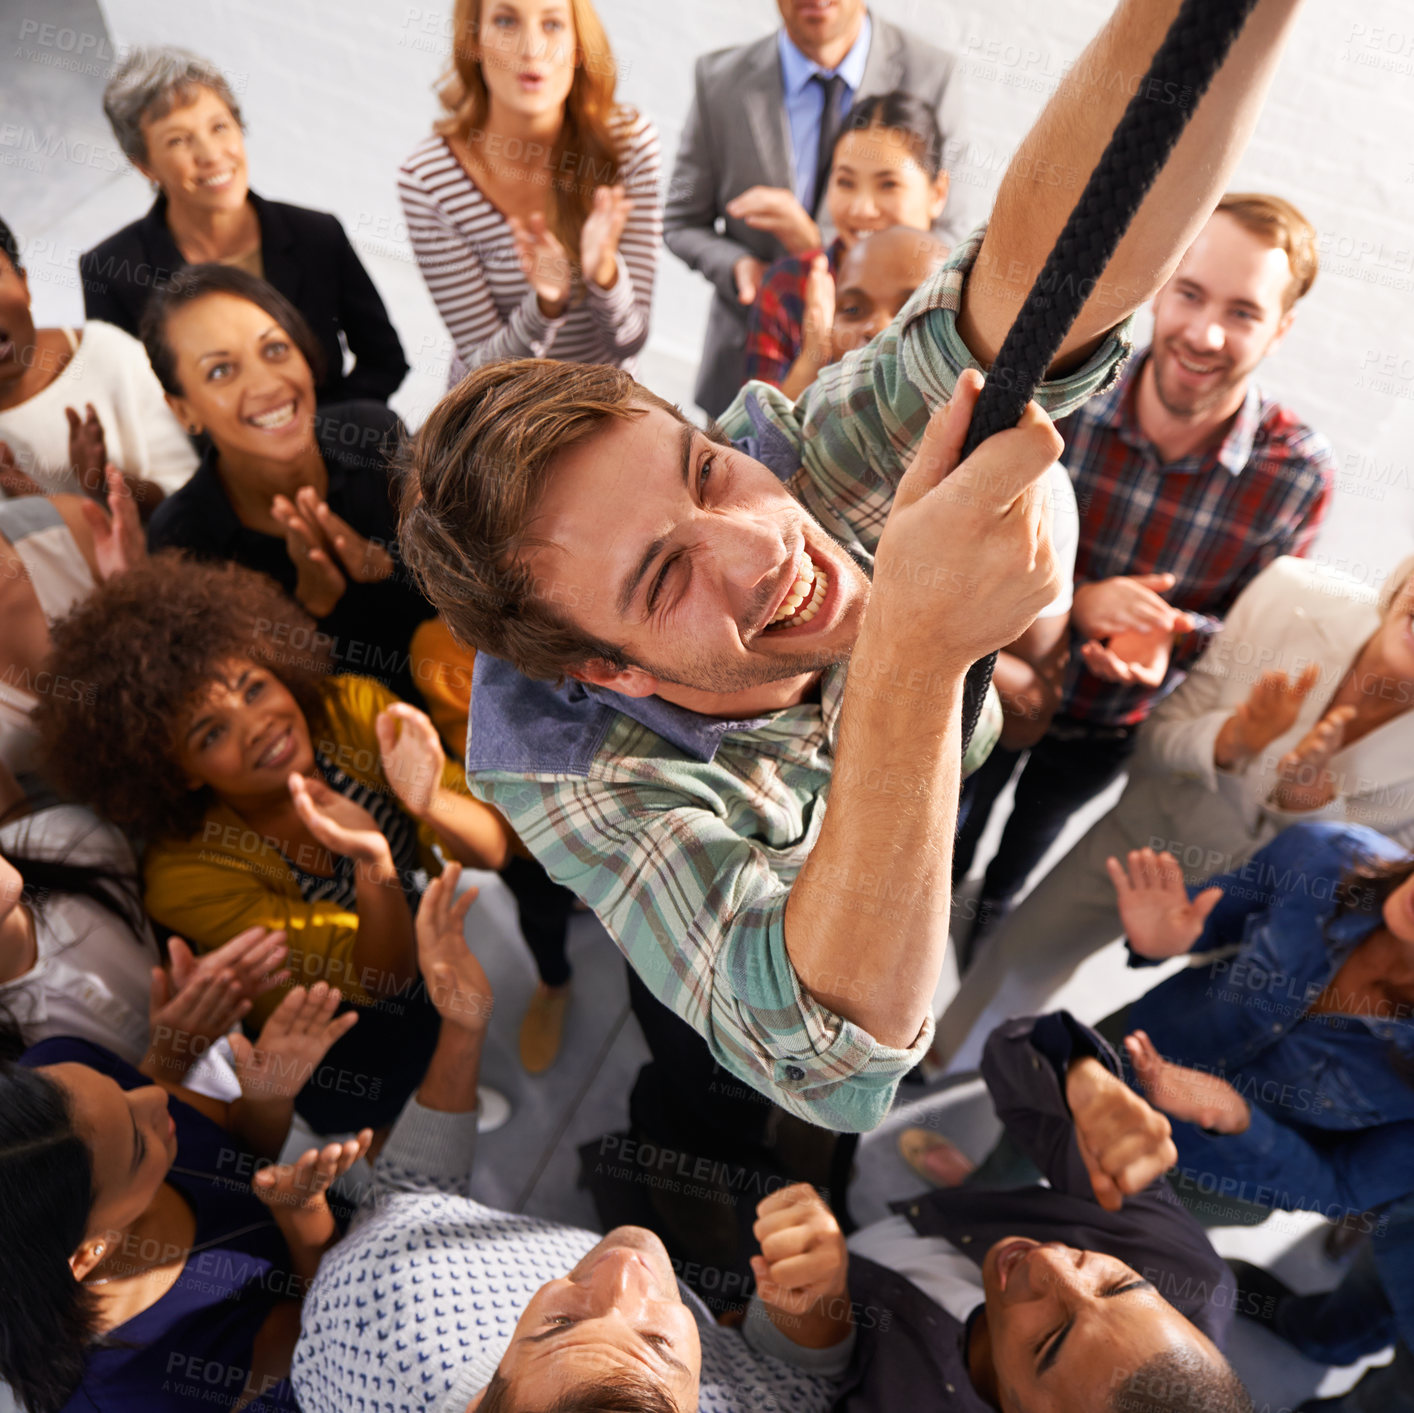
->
[[500, 853, 576, 987], [952, 721, 1137, 911], [579, 966, 858, 1307]]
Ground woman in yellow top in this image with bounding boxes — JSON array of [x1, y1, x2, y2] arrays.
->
[[33, 554, 510, 1133]]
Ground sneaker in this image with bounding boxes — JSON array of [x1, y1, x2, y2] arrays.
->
[[519, 982, 570, 1074]]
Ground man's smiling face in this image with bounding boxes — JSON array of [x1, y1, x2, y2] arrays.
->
[[521, 403, 872, 707], [477, 1226, 700, 1410], [981, 1238, 1221, 1412]]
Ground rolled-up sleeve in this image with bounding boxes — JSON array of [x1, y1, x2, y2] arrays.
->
[[474, 768, 930, 1132]]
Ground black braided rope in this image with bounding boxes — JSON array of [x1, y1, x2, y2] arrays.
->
[[957, 0, 1261, 753]]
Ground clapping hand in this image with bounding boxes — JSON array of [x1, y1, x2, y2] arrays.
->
[[252, 1130, 373, 1211], [376, 703, 445, 821], [1072, 573, 1193, 638], [1270, 705, 1354, 813], [1105, 847, 1223, 960], [1079, 622, 1174, 686], [0, 439, 43, 498], [509, 211, 574, 316], [416, 863, 491, 1033], [78, 465, 147, 581], [580, 184, 632, 289], [800, 254, 836, 365], [273, 492, 346, 616], [750, 1183, 849, 1317], [288, 771, 394, 870], [1215, 664, 1322, 770], [293, 486, 394, 584], [1066, 1055, 1177, 1211], [1124, 1030, 1250, 1135], [66, 402, 107, 495], [228, 980, 360, 1103], [725, 185, 820, 255], [144, 962, 250, 1079], [168, 926, 291, 1001]]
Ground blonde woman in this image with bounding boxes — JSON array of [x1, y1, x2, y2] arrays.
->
[[399, 0, 661, 385]]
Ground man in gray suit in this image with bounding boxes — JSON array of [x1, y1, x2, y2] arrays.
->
[[664, 1, 969, 417]]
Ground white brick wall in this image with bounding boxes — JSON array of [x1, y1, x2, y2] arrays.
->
[[58, 0, 1414, 573]]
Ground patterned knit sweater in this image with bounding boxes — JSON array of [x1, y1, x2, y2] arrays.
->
[[291, 1097, 853, 1413]]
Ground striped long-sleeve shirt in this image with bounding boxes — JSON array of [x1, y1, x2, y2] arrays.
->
[[398, 108, 661, 386]]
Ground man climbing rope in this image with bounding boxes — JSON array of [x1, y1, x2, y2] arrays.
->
[[399, 0, 1307, 1134]]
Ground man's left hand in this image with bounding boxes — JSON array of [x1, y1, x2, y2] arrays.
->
[[1066, 1054, 1177, 1211]]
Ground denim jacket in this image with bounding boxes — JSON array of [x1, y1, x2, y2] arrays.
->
[[1127, 821, 1414, 1220]]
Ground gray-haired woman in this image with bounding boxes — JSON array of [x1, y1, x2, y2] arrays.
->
[[79, 46, 408, 405]]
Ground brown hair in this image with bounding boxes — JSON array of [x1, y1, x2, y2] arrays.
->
[[398, 358, 686, 683], [32, 554, 331, 841], [1215, 192, 1318, 312], [435, 0, 628, 258], [476, 1368, 681, 1413]]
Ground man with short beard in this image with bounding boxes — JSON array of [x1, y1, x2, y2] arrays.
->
[[400, 2, 1311, 1137], [952, 192, 1334, 959]]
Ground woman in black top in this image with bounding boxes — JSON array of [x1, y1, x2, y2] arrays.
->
[[142, 264, 430, 704], [80, 46, 406, 405]]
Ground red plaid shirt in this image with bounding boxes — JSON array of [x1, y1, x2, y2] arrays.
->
[[743, 238, 846, 389], [1055, 350, 1334, 728]]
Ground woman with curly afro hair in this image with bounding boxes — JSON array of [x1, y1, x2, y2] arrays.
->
[[32, 553, 517, 1132]]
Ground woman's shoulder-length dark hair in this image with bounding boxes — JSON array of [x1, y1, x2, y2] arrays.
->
[[139, 262, 327, 398]]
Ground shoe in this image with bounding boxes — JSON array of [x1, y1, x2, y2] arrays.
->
[[898, 1127, 977, 1188], [519, 982, 570, 1074], [1224, 1258, 1295, 1328], [476, 1086, 512, 1133]]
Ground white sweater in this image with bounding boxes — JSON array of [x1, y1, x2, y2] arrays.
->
[[0, 321, 198, 495]]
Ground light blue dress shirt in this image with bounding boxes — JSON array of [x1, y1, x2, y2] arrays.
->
[[776, 15, 873, 211]]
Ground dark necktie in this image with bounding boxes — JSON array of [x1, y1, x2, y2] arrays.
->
[[810, 72, 849, 216]]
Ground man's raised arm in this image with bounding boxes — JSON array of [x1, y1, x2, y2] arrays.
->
[[783, 372, 1062, 1048], [959, 0, 1304, 370]]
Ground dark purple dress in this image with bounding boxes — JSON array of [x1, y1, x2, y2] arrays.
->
[[20, 1037, 300, 1413]]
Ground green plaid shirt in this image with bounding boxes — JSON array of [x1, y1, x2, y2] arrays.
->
[[473, 229, 1133, 1131]]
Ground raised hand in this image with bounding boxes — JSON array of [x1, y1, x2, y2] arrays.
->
[[1105, 847, 1223, 960], [725, 185, 821, 255], [77, 464, 147, 581], [1079, 622, 1174, 686], [1270, 704, 1354, 813], [293, 485, 394, 585], [750, 1182, 849, 1317], [228, 981, 359, 1103], [375, 702, 445, 820], [144, 962, 250, 1080], [1066, 1054, 1177, 1212], [252, 1130, 372, 1211], [800, 253, 836, 365], [272, 492, 345, 616], [1124, 1030, 1250, 1135], [1215, 663, 1322, 770], [1071, 573, 1194, 639], [169, 927, 290, 1004], [416, 863, 491, 1033], [65, 402, 107, 495], [288, 771, 393, 869], [733, 255, 766, 306], [508, 211, 574, 317], [580, 184, 633, 289]]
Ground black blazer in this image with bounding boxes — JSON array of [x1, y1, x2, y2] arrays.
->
[[832, 1013, 1239, 1411], [79, 191, 409, 405]]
